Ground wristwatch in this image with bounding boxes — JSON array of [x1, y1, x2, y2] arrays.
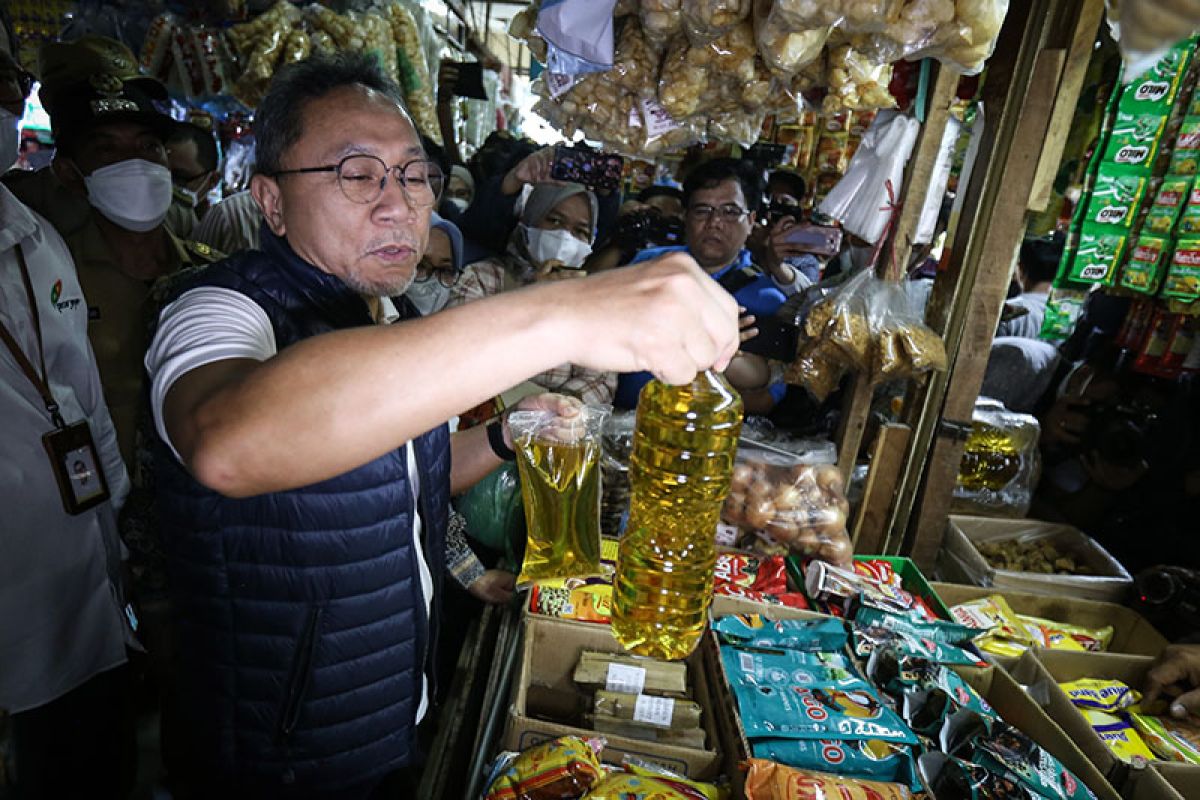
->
[[487, 418, 516, 461]]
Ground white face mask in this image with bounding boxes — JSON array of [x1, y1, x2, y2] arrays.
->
[[0, 108, 19, 174], [445, 197, 469, 213], [525, 225, 592, 271], [83, 158, 174, 232], [406, 280, 453, 315]]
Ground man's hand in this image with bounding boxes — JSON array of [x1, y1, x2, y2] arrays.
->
[[725, 352, 770, 391], [468, 569, 516, 604], [502, 393, 582, 450], [549, 251, 740, 384], [739, 308, 759, 343], [1144, 644, 1200, 719], [437, 61, 459, 103], [763, 215, 803, 283], [501, 147, 555, 196]]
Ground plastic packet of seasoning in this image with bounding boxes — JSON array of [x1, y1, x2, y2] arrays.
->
[[484, 735, 605, 800], [973, 724, 1100, 800], [743, 758, 913, 800], [1118, 234, 1172, 294], [1067, 224, 1129, 284], [1059, 679, 1141, 713], [1177, 184, 1200, 235], [712, 614, 848, 652], [1019, 616, 1113, 652], [917, 751, 1043, 800], [1128, 712, 1200, 764], [949, 595, 1032, 645], [1077, 709, 1156, 763], [1163, 238, 1200, 300], [1102, 111, 1167, 170], [725, 648, 917, 745], [1144, 175, 1194, 235], [510, 406, 610, 587], [749, 738, 919, 791], [1084, 172, 1148, 229], [1169, 117, 1200, 176]]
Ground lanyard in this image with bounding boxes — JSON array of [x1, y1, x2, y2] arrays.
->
[[0, 244, 67, 428]]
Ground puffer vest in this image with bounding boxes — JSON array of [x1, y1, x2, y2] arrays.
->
[[155, 229, 450, 795]]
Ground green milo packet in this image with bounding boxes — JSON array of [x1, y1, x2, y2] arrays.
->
[[1084, 171, 1147, 228], [1169, 117, 1200, 176], [1102, 111, 1166, 170], [1039, 288, 1088, 340], [1119, 41, 1192, 115], [1118, 234, 1170, 294], [1163, 238, 1200, 301], [1144, 174, 1194, 235], [1068, 224, 1129, 284]]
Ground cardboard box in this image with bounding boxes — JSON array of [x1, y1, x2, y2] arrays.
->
[[1125, 762, 1200, 800], [1018, 649, 1200, 792], [940, 515, 1133, 603], [706, 621, 1121, 800], [503, 616, 722, 780], [932, 582, 1169, 657]]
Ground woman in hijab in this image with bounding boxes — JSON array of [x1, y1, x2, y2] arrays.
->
[[449, 182, 616, 406]]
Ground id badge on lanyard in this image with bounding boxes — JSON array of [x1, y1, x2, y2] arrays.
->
[[1, 245, 111, 514]]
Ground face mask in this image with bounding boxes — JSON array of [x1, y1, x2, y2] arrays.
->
[[406, 280, 453, 315], [446, 197, 469, 213], [83, 158, 173, 232], [175, 184, 200, 209], [0, 108, 18, 174], [526, 225, 592, 270]]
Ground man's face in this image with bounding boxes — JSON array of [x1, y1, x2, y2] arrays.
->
[[645, 194, 683, 221], [446, 174, 472, 202], [535, 194, 592, 244], [167, 136, 215, 198], [60, 119, 167, 180], [417, 227, 456, 284], [684, 178, 754, 271], [252, 85, 432, 297]]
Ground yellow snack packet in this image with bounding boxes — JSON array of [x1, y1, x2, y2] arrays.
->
[[1129, 712, 1200, 764], [1017, 614, 1113, 652], [1079, 709, 1156, 763], [975, 634, 1029, 659], [1059, 678, 1141, 713], [950, 595, 1031, 645]]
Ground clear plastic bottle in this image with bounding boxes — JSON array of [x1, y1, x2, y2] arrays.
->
[[611, 370, 743, 659]]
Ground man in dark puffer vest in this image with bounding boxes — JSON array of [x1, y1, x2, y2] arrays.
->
[[145, 52, 743, 797]]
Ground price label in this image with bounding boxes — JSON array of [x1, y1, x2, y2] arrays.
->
[[633, 694, 676, 728], [546, 72, 578, 99], [715, 523, 740, 546], [606, 663, 646, 694]]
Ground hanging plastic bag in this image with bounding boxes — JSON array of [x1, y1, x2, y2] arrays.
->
[[510, 406, 610, 587], [804, 268, 876, 370], [820, 110, 918, 243], [823, 45, 899, 114], [869, 279, 949, 379], [753, 0, 831, 77], [610, 18, 662, 99], [912, 0, 1010, 75], [682, 0, 753, 45], [952, 398, 1042, 517], [641, 0, 686, 49], [537, 0, 620, 75], [722, 440, 854, 566]]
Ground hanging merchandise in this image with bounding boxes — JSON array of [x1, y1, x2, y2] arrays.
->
[[952, 399, 1042, 518], [537, 0, 620, 75], [1106, 0, 1200, 82]]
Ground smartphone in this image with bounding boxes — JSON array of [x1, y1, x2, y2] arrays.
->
[[782, 224, 843, 258], [550, 146, 625, 193], [450, 61, 488, 100], [739, 314, 801, 362]]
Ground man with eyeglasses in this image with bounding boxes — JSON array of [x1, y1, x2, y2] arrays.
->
[[143, 52, 739, 796], [614, 158, 799, 414]]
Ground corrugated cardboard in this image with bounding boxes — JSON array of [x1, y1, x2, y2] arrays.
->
[[1019, 649, 1200, 793], [933, 582, 1169, 656], [706, 621, 1121, 800], [503, 616, 722, 779], [940, 515, 1133, 603]]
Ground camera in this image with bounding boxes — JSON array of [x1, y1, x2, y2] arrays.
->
[[614, 209, 684, 254], [1133, 566, 1200, 642]]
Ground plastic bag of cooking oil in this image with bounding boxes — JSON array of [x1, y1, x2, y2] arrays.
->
[[510, 405, 611, 587], [951, 398, 1041, 518]]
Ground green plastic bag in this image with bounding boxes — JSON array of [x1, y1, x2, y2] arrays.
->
[[455, 463, 526, 570]]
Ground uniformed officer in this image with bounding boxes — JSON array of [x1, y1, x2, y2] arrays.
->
[[165, 115, 222, 238]]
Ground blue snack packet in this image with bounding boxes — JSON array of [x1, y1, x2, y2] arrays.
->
[[855, 606, 981, 645], [712, 614, 848, 652]]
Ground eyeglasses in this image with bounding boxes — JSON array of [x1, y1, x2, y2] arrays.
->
[[687, 203, 750, 223], [414, 260, 459, 288], [267, 154, 444, 207]]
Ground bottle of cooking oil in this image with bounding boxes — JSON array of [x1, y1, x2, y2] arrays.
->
[[611, 370, 743, 660]]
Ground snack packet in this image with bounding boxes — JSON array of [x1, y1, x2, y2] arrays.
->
[[1128, 712, 1200, 764], [743, 758, 913, 800], [856, 626, 985, 669], [1066, 224, 1129, 284], [1018, 615, 1113, 652], [510, 406, 609, 587], [1119, 45, 1190, 115], [749, 738, 918, 790], [854, 606, 978, 646], [484, 735, 604, 800], [1144, 175, 1193, 235], [582, 771, 716, 799], [805, 561, 924, 619], [621, 761, 727, 800], [529, 537, 620, 623], [917, 751, 1042, 800], [1163, 238, 1200, 300], [1118, 234, 1171, 294], [712, 614, 848, 652], [1179, 184, 1200, 236], [975, 635, 1030, 659], [1059, 678, 1141, 713], [1084, 172, 1147, 229], [949, 595, 1031, 645], [1102, 111, 1167, 170], [1077, 709, 1156, 763], [973, 724, 1100, 800], [1169, 116, 1200, 175], [724, 648, 918, 744]]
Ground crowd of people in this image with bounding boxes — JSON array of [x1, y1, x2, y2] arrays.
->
[[1, 32, 1197, 800]]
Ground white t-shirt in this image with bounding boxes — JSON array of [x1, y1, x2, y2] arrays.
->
[[145, 287, 434, 722]]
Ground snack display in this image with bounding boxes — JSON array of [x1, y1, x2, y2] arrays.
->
[[950, 594, 1115, 657], [721, 445, 852, 566], [484, 736, 604, 800]]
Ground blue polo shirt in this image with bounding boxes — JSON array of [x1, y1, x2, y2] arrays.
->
[[613, 245, 788, 409]]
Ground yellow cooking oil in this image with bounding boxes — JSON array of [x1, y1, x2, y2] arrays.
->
[[514, 433, 602, 586], [957, 422, 1022, 491], [611, 370, 743, 659]]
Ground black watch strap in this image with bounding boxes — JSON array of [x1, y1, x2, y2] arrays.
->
[[487, 419, 516, 461]]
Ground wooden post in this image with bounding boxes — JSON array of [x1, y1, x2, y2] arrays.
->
[[882, 0, 1107, 570], [852, 422, 913, 553]]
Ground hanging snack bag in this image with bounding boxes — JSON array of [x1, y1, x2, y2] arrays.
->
[[1102, 112, 1167, 170], [1119, 234, 1172, 293], [510, 406, 610, 587], [722, 444, 853, 566], [1177, 183, 1200, 235], [1144, 175, 1193, 235], [1169, 117, 1200, 176], [868, 279, 948, 380], [1119, 44, 1191, 115], [1084, 172, 1147, 229], [744, 758, 913, 800], [1163, 238, 1200, 300], [1067, 224, 1129, 285]]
